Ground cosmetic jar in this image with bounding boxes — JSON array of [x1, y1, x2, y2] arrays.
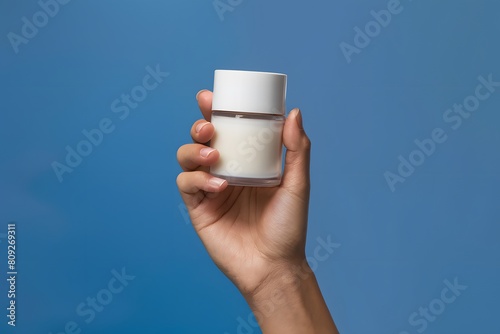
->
[[210, 70, 287, 187]]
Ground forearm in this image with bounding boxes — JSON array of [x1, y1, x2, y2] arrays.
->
[[243, 262, 339, 334]]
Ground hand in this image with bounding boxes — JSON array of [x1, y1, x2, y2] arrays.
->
[[176, 90, 338, 333]]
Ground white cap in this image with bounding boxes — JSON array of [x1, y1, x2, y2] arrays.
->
[[212, 70, 287, 115]]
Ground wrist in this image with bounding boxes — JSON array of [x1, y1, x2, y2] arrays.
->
[[243, 260, 338, 334], [243, 259, 312, 303]]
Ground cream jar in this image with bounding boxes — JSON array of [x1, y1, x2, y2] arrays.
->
[[210, 70, 287, 187]]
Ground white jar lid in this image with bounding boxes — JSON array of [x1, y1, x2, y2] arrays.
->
[[212, 70, 287, 115]]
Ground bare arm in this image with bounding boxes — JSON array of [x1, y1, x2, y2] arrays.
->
[[245, 264, 338, 333]]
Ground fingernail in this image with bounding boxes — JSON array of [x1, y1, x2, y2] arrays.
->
[[200, 147, 216, 158], [196, 122, 209, 133], [293, 108, 303, 129], [208, 177, 226, 188], [196, 89, 208, 101]]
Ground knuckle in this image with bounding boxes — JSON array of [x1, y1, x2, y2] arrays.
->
[[302, 135, 311, 150], [176, 172, 185, 187], [176, 145, 186, 164], [176, 145, 184, 162]]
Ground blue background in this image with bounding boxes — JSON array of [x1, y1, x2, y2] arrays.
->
[[1, 0, 499, 333]]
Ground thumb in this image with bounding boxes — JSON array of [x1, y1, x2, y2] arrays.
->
[[281, 108, 311, 194]]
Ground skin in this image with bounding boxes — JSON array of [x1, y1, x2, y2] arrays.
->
[[176, 90, 339, 333]]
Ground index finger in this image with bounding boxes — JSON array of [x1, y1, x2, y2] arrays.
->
[[196, 90, 213, 121]]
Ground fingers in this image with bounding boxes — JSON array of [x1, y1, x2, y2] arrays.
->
[[177, 171, 228, 196], [196, 90, 214, 121], [176, 90, 225, 207], [281, 108, 311, 193], [177, 143, 220, 171], [191, 119, 215, 144]]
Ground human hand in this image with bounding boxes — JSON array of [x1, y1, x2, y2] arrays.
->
[[176, 90, 338, 333]]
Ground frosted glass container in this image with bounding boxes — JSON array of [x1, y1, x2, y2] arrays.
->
[[209, 70, 287, 187]]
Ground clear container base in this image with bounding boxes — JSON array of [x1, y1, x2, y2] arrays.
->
[[211, 173, 281, 187]]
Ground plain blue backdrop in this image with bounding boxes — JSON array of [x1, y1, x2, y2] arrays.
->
[[1, 0, 499, 333]]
